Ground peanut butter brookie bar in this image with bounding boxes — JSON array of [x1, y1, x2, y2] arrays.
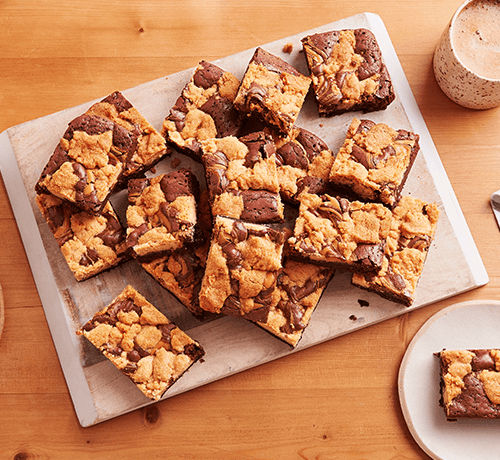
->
[[36, 193, 131, 281], [329, 118, 420, 208], [35, 114, 123, 215], [275, 126, 335, 204], [199, 216, 285, 318], [77, 285, 204, 401], [201, 131, 284, 224], [436, 349, 500, 420], [301, 28, 395, 116], [161, 61, 245, 162], [85, 91, 169, 186], [246, 258, 334, 347], [141, 191, 213, 318], [351, 196, 440, 306], [288, 192, 392, 273], [234, 47, 311, 135], [126, 169, 199, 261]]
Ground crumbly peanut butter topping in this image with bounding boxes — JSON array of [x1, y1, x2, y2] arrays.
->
[[290, 192, 392, 262], [234, 62, 310, 132], [199, 217, 284, 314], [330, 118, 418, 206], [441, 350, 474, 406]]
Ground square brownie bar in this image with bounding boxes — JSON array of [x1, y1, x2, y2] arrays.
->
[[234, 47, 311, 135], [141, 191, 213, 318], [199, 216, 285, 316], [288, 192, 392, 273], [201, 131, 284, 224], [301, 28, 395, 116], [436, 349, 500, 420], [126, 169, 199, 261], [77, 285, 205, 401], [35, 114, 123, 215], [161, 61, 245, 162], [351, 196, 440, 306], [85, 91, 169, 186], [36, 192, 131, 281], [329, 118, 420, 208], [231, 258, 334, 347], [275, 126, 335, 204]]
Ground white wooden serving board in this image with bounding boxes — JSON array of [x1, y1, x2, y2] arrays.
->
[[0, 12, 488, 427]]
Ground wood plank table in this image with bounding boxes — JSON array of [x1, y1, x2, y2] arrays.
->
[[1, 0, 499, 458]]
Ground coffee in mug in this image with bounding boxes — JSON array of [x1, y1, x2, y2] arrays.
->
[[434, 0, 500, 109]]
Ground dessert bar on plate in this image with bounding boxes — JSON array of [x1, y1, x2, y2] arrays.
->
[[436, 348, 500, 420]]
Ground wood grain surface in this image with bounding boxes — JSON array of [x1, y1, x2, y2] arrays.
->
[[1, 0, 500, 459]]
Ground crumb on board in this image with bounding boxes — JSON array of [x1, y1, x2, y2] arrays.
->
[[171, 157, 181, 168], [283, 42, 293, 54]]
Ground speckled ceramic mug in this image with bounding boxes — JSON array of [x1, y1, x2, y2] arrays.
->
[[433, 0, 500, 109]]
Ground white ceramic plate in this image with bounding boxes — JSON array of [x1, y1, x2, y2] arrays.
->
[[399, 300, 500, 460]]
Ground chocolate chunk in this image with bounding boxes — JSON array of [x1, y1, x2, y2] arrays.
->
[[193, 60, 224, 89], [64, 114, 114, 139], [471, 350, 496, 371], [354, 28, 382, 80], [199, 95, 244, 138], [240, 190, 282, 224], [101, 91, 134, 113]]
